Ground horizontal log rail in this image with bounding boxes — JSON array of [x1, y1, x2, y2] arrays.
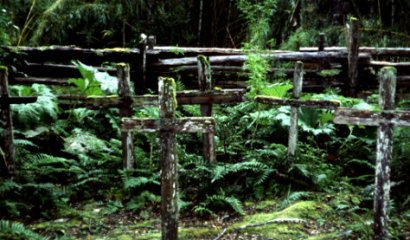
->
[[0, 96, 38, 104], [152, 52, 372, 67], [301, 47, 410, 57], [58, 89, 246, 109], [255, 96, 340, 109]]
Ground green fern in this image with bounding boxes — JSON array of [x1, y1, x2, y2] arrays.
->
[[279, 191, 313, 209], [0, 220, 47, 240], [211, 160, 269, 183], [120, 170, 159, 190], [202, 191, 245, 215], [0, 180, 22, 194], [126, 191, 161, 211], [11, 84, 58, 130], [193, 205, 217, 218]]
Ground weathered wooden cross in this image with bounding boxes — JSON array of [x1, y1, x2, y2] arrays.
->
[[255, 61, 340, 159], [333, 67, 410, 240], [121, 77, 216, 240], [197, 55, 216, 163], [0, 67, 37, 177]]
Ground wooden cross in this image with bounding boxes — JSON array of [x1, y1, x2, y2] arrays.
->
[[333, 67, 410, 240], [121, 77, 216, 240], [0, 67, 37, 177], [117, 63, 136, 169], [255, 61, 340, 159], [198, 55, 216, 163]]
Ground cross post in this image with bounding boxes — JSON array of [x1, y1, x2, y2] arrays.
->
[[121, 77, 216, 240], [255, 61, 340, 159], [117, 63, 136, 169], [198, 55, 216, 163], [0, 66, 37, 177], [334, 67, 410, 239], [346, 17, 360, 97]]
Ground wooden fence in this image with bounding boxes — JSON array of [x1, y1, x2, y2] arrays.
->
[[1, 21, 409, 101]]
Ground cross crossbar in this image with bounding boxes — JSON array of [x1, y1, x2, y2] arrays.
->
[[334, 108, 410, 127], [255, 61, 340, 159], [122, 117, 215, 133]]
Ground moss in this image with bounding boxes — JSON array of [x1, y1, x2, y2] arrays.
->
[[229, 201, 332, 239], [103, 47, 130, 52], [247, 199, 277, 211], [117, 62, 128, 67], [307, 232, 338, 240], [179, 227, 220, 239], [160, 77, 178, 113]]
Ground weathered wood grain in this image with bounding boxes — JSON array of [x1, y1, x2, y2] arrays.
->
[[118, 63, 135, 169]]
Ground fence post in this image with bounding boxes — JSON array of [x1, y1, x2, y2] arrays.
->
[[374, 67, 396, 240], [288, 61, 303, 159], [118, 63, 135, 169], [147, 35, 156, 50], [0, 67, 15, 177], [318, 33, 325, 51], [347, 17, 359, 97], [137, 35, 148, 94], [198, 55, 216, 163], [159, 77, 178, 240]]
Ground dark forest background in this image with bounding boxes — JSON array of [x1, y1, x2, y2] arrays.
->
[[1, 0, 409, 48]]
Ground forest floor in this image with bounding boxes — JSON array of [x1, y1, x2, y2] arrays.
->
[[29, 197, 409, 240]]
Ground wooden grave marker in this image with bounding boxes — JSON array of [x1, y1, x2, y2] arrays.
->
[[255, 61, 340, 159], [117, 63, 136, 169], [122, 77, 216, 240], [0, 67, 37, 177], [197, 55, 216, 163], [333, 67, 410, 239]]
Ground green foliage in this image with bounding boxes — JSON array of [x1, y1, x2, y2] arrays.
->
[[69, 60, 117, 96], [11, 84, 58, 130], [194, 190, 244, 217], [0, 220, 46, 240], [0, 8, 19, 45], [119, 169, 160, 211]]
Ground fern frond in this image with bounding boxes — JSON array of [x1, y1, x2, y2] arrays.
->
[[193, 205, 216, 218], [206, 194, 245, 215], [211, 160, 269, 183], [120, 170, 159, 190], [11, 84, 58, 130], [0, 220, 47, 240], [0, 180, 22, 193], [279, 191, 312, 209]]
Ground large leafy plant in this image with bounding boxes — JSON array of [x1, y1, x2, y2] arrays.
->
[[68, 60, 117, 96]]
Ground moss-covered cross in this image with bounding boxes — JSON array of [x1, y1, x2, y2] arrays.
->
[[121, 77, 216, 240], [333, 67, 410, 239]]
